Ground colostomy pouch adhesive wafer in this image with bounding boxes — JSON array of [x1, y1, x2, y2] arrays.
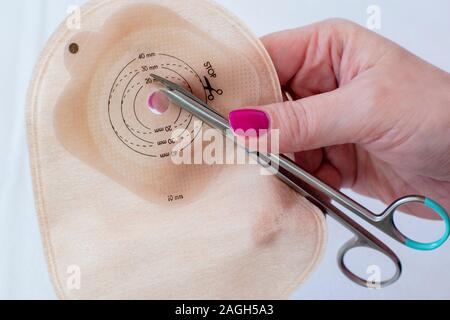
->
[[27, 0, 327, 299]]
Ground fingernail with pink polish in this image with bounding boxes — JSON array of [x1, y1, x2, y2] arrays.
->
[[228, 109, 270, 137]]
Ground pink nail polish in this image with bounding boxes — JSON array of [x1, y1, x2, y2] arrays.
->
[[229, 109, 270, 137]]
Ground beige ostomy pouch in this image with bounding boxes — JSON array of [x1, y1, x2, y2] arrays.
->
[[27, 0, 327, 299]]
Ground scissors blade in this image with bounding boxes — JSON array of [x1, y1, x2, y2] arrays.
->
[[151, 73, 227, 123], [149, 73, 180, 91]]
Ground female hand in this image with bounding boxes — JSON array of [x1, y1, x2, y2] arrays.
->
[[229, 19, 450, 218]]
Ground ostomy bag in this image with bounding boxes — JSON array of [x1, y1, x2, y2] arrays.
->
[[27, 0, 326, 299]]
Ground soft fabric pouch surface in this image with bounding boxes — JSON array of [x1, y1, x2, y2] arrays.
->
[[27, 0, 326, 299]]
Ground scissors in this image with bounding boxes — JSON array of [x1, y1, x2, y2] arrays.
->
[[151, 74, 450, 288]]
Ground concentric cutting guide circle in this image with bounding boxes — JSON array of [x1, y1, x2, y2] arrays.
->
[[108, 52, 207, 157]]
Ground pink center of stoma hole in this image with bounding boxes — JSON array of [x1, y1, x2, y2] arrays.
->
[[148, 91, 170, 115]]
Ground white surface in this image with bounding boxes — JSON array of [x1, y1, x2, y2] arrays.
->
[[0, 0, 449, 300]]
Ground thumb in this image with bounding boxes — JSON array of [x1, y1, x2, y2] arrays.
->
[[229, 87, 363, 153]]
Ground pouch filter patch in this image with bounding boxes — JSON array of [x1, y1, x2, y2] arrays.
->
[[27, 0, 327, 299]]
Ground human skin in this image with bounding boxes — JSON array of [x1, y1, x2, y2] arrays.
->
[[229, 19, 450, 219]]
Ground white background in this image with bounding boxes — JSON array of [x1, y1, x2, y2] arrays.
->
[[0, 0, 449, 299]]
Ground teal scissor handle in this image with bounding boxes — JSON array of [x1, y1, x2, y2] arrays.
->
[[404, 198, 450, 250], [386, 197, 450, 251]]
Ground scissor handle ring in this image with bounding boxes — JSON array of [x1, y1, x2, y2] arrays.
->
[[338, 237, 402, 288], [385, 196, 450, 251]]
